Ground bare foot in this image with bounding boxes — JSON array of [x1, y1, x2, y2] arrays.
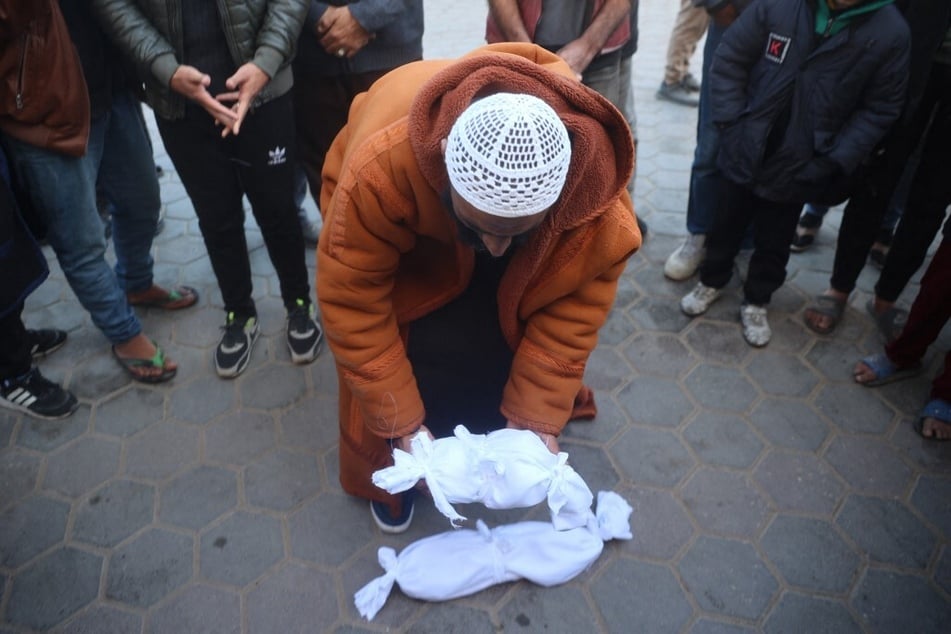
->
[[919, 417, 951, 440], [853, 359, 878, 384], [114, 334, 177, 381], [804, 289, 848, 333]]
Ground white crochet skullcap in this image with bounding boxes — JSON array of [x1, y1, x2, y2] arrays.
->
[[445, 93, 571, 218]]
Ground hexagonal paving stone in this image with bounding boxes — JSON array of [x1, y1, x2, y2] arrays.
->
[[760, 516, 859, 593], [591, 558, 692, 634], [629, 296, 693, 333], [805, 339, 866, 381], [43, 436, 120, 498], [68, 354, 130, 400], [851, 569, 951, 634], [814, 384, 895, 434], [204, 410, 276, 466], [688, 620, 757, 634], [239, 364, 307, 410], [72, 480, 154, 547], [584, 346, 634, 391], [0, 496, 69, 567], [498, 585, 597, 632], [684, 321, 751, 363], [756, 453, 843, 518], [560, 442, 619, 494], [159, 465, 238, 530], [289, 494, 375, 566], [279, 395, 339, 451], [937, 548, 951, 596], [149, 583, 240, 634], [16, 407, 89, 452], [623, 332, 696, 378], [837, 495, 935, 569], [247, 563, 338, 633], [684, 364, 759, 412], [123, 420, 199, 480], [106, 528, 193, 607], [200, 511, 284, 586], [0, 411, 15, 447], [339, 547, 420, 627], [610, 426, 694, 487], [616, 376, 694, 428], [245, 449, 320, 511], [561, 394, 628, 444], [409, 604, 496, 633], [620, 486, 693, 560], [678, 536, 778, 620], [168, 374, 236, 424], [683, 412, 763, 468], [824, 436, 913, 496], [749, 398, 830, 451], [681, 468, 771, 538], [94, 387, 164, 437], [0, 449, 40, 510], [613, 273, 642, 310], [597, 310, 638, 347], [5, 547, 101, 630], [745, 351, 819, 397], [60, 604, 143, 634], [764, 593, 861, 634], [911, 474, 951, 535]]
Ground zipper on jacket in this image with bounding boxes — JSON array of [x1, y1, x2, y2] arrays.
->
[[15, 32, 27, 110], [823, 17, 836, 38]]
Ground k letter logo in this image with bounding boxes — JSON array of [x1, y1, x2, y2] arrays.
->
[[765, 33, 791, 64]]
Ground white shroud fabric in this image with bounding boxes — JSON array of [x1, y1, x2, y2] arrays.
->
[[354, 491, 633, 621], [371, 425, 593, 529]]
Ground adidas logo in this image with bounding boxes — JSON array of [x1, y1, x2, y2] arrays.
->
[[267, 146, 287, 166]]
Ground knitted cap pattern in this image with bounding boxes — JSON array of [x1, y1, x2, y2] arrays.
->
[[445, 93, 571, 218]]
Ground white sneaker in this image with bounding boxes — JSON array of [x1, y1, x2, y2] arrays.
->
[[740, 303, 771, 347], [681, 282, 722, 316], [664, 234, 706, 280]]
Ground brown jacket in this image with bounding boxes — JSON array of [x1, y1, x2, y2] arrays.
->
[[0, 0, 89, 157], [317, 43, 640, 503]]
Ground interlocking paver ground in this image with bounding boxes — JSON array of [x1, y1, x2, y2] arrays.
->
[[1, 1, 949, 631]]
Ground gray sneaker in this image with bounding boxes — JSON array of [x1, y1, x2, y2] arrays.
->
[[656, 81, 699, 107], [740, 303, 771, 347], [682, 73, 701, 92], [664, 234, 706, 280], [681, 282, 722, 316]]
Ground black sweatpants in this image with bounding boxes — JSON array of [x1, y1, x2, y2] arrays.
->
[[0, 305, 31, 380], [700, 179, 801, 306], [156, 93, 309, 317]]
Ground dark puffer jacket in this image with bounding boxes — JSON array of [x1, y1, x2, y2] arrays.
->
[[93, 0, 307, 120], [712, 0, 909, 203]]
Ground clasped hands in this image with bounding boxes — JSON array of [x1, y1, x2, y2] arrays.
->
[[170, 62, 269, 137]]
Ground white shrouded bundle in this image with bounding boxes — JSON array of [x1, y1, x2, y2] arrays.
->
[[371, 425, 594, 529], [354, 491, 633, 621]]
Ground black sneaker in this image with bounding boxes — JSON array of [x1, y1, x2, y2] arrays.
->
[[286, 299, 323, 364], [1, 367, 78, 419], [27, 329, 67, 358], [215, 312, 259, 378], [370, 490, 415, 534]]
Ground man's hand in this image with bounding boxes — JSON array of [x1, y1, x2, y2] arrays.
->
[[170, 65, 238, 128], [215, 63, 270, 136], [506, 421, 560, 454], [317, 6, 371, 59], [556, 39, 598, 80], [396, 424, 434, 454]]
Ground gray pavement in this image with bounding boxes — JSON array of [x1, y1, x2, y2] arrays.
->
[[2, 0, 950, 632]]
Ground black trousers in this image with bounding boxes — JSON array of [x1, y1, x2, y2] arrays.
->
[[830, 62, 948, 294], [157, 93, 309, 317], [700, 179, 800, 306], [0, 304, 31, 380], [875, 63, 951, 303]]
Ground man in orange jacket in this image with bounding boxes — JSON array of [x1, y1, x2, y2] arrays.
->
[[318, 43, 641, 532]]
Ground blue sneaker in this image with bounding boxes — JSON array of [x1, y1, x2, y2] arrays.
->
[[370, 490, 415, 534]]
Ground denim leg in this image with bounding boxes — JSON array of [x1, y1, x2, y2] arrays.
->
[[96, 93, 160, 293], [685, 23, 724, 236], [2, 137, 141, 344], [802, 203, 830, 220]]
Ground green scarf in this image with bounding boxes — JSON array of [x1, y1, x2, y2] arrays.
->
[[814, 0, 894, 37]]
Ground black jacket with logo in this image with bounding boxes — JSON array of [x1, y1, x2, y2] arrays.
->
[[711, 0, 909, 203]]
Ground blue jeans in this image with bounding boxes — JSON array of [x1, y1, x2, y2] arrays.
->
[[685, 22, 724, 236], [2, 102, 150, 344]]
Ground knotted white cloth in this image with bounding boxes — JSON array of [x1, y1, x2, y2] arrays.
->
[[371, 425, 593, 529], [354, 491, 633, 621]]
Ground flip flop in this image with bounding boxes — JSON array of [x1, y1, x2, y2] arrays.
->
[[127, 285, 199, 310], [854, 352, 923, 387], [914, 398, 951, 441], [804, 294, 846, 335], [865, 299, 907, 344], [112, 341, 177, 384]]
